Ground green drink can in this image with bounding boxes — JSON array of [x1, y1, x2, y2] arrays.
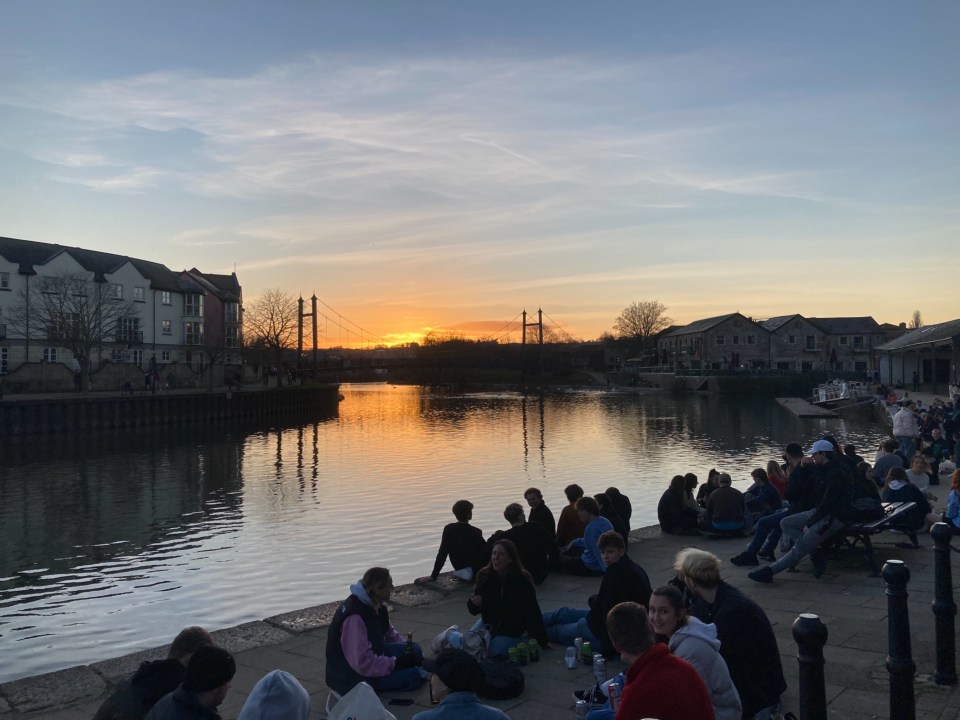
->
[[528, 639, 539, 661], [515, 642, 528, 665], [508, 646, 518, 663], [581, 640, 592, 664]]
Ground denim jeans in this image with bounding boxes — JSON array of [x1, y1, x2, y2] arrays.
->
[[745, 509, 789, 555], [770, 512, 844, 575], [897, 436, 917, 463], [542, 607, 599, 647], [367, 641, 426, 692]]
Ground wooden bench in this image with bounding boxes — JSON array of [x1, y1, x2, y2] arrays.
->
[[832, 501, 918, 576]]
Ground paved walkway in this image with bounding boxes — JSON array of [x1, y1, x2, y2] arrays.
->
[[2, 523, 960, 720]]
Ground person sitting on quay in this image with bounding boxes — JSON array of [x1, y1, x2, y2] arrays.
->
[[882, 467, 941, 532], [658, 474, 701, 535], [942, 469, 960, 535], [697, 468, 721, 507], [467, 539, 549, 658], [237, 670, 310, 720], [675, 548, 786, 720], [906, 453, 937, 497], [555, 483, 588, 547], [524, 486, 556, 542], [325, 567, 425, 695], [604, 486, 632, 535], [843, 444, 865, 467], [749, 439, 857, 583], [765, 460, 788, 497], [701, 473, 746, 534], [557, 496, 614, 575], [648, 585, 742, 720], [415, 649, 510, 720], [938, 454, 957, 484], [594, 491, 629, 546], [94, 625, 214, 720], [145, 645, 236, 720], [731, 443, 816, 566], [542, 530, 651, 658], [742, 468, 783, 522], [418, 499, 486, 584], [485, 502, 554, 584], [872, 438, 905, 484], [596, 602, 715, 720], [684, 473, 704, 515]]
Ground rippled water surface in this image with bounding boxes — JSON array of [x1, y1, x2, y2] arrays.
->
[[0, 384, 888, 682]]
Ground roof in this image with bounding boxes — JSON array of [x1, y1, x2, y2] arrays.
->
[[661, 313, 763, 338], [876, 319, 960, 352], [807, 316, 882, 334], [183, 269, 242, 301], [761, 314, 802, 332]]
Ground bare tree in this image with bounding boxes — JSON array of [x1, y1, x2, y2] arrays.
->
[[244, 288, 298, 384], [613, 300, 672, 347], [7, 271, 140, 391], [909, 310, 922, 329]]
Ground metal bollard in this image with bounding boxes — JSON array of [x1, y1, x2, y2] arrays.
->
[[931, 522, 958, 685], [882, 559, 916, 720], [792, 613, 828, 720]]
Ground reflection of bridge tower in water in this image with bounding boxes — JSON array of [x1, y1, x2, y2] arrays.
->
[[521, 308, 544, 379]]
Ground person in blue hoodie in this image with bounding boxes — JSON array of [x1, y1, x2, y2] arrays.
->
[[415, 650, 510, 720], [237, 670, 310, 720]]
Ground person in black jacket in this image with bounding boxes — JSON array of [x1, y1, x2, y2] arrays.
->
[[750, 439, 855, 583], [542, 530, 651, 657], [144, 645, 236, 720], [605, 486, 632, 535], [657, 475, 701, 534], [467, 539, 548, 658], [94, 626, 214, 720], [486, 503, 553, 583], [524, 487, 556, 541], [677, 548, 785, 720], [418, 500, 486, 583], [595, 492, 629, 545]]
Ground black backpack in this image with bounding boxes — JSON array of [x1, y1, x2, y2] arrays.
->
[[849, 497, 884, 522], [478, 659, 525, 699]]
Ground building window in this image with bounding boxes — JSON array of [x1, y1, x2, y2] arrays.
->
[[747, 334, 756, 345], [160, 350, 170, 362], [805, 335, 816, 350], [776, 361, 791, 371], [161, 290, 172, 305], [732, 335, 740, 345], [0, 347, 7, 374], [116, 317, 141, 343], [225, 302, 239, 323], [43, 347, 58, 363], [162, 319, 172, 335], [801, 361, 812, 371], [225, 326, 240, 348], [839, 336, 848, 345], [0, 272, 8, 289], [109, 283, 123, 299], [134, 286, 145, 302], [40, 276, 56, 293], [853, 336, 864, 350], [786, 334, 796, 345], [132, 350, 143, 366], [715, 335, 725, 345], [184, 321, 204, 345], [184, 294, 203, 316]]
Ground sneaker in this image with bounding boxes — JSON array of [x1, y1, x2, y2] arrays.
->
[[748, 566, 774, 584], [573, 687, 606, 706], [730, 551, 759, 567]]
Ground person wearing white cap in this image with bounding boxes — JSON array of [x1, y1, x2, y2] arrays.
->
[[749, 439, 855, 584]]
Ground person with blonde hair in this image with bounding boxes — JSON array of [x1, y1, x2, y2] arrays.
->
[[943, 469, 960, 534], [675, 548, 785, 720]]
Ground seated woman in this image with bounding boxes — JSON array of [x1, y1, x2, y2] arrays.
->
[[943, 469, 960, 534], [882, 467, 940, 532], [325, 567, 425, 695], [467, 539, 548, 658], [697, 469, 721, 507], [657, 475, 701, 534], [765, 460, 788, 497]]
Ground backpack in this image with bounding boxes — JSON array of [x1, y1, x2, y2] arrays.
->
[[849, 497, 884, 522], [478, 659, 525, 700]]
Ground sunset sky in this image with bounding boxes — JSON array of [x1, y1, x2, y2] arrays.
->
[[1, 1, 956, 347]]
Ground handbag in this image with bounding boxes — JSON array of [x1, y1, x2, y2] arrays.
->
[[324, 681, 398, 720]]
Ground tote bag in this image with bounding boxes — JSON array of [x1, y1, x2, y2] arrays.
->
[[325, 681, 398, 720]]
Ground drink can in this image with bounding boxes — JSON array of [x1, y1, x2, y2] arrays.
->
[[515, 642, 527, 665], [581, 641, 592, 664], [573, 636, 583, 662], [528, 639, 539, 661], [592, 653, 606, 682], [608, 679, 622, 712], [565, 646, 578, 669], [575, 699, 588, 718], [508, 646, 518, 663]]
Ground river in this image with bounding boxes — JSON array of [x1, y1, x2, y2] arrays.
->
[[0, 383, 888, 682]]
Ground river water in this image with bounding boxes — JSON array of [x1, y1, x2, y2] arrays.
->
[[0, 383, 888, 682]]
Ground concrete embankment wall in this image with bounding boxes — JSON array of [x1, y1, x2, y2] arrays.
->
[[0, 385, 340, 436]]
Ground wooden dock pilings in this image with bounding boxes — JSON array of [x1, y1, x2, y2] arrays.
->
[[0, 385, 341, 436]]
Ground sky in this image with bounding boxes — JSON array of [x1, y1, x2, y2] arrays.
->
[[1, 1, 957, 347]]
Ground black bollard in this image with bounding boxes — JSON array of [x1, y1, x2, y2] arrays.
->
[[882, 559, 916, 720], [792, 613, 828, 720], [931, 522, 958, 685]]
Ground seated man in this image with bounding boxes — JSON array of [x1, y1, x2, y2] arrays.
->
[[145, 645, 236, 720], [598, 602, 714, 720], [557, 497, 613, 576], [556, 483, 588, 547], [486, 502, 554, 583], [524, 487, 556, 542], [416, 650, 509, 720], [702, 474, 746, 532], [94, 626, 214, 720], [543, 531, 651, 657], [676, 548, 785, 720], [418, 500, 486, 583]]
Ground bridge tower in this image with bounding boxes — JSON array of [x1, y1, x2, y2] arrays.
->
[[521, 308, 544, 378], [297, 295, 319, 376]]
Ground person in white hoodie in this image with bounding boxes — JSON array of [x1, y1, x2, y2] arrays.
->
[[648, 585, 742, 720], [238, 671, 310, 720]]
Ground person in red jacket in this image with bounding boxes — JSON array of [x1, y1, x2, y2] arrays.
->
[[606, 602, 715, 720]]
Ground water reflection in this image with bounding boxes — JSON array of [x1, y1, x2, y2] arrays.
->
[[0, 385, 887, 682]]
